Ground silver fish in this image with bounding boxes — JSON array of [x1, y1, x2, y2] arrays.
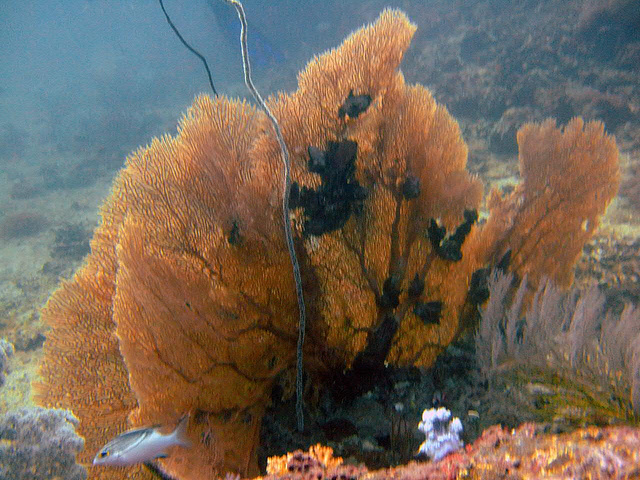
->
[[93, 415, 191, 467]]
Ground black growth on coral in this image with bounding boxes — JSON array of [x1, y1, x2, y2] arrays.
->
[[427, 209, 478, 261], [227, 220, 242, 246], [290, 140, 367, 236], [338, 90, 372, 119], [380, 275, 402, 308], [413, 301, 443, 325], [468, 249, 512, 306], [408, 273, 425, 298], [401, 175, 421, 199]]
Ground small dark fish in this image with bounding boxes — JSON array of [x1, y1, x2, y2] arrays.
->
[[93, 415, 191, 467]]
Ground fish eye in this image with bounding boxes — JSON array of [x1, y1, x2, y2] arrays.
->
[[99, 451, 110, 458]]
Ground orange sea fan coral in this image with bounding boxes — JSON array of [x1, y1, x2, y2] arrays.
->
[[37, 94, 298, 480], [112, 97, 299, 478], [256, 12, 484, 371], [480, 117, 620, 288], [280, 73, 484, 369], [34, 8, 620, 480], [34, 195, 147, 479]]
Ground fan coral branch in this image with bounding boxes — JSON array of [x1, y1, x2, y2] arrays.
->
[[480, 118, 620, 287]]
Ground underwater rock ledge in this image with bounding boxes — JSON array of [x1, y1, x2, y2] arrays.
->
[[257, 424, 640, 480]]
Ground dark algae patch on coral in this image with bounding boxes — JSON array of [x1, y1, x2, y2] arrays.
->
[[290, 140, 367, 237]]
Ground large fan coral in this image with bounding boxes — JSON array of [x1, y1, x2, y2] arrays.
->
[[35, 8, 619, 480]]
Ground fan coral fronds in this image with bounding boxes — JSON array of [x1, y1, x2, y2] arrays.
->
[[480, 118, 620, 288]]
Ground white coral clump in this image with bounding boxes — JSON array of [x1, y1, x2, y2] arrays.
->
[[417, 407, 463, 461]]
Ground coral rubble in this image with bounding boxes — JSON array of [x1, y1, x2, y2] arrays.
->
[[257, 425, 640, 480], [0, 407, 87, 480]]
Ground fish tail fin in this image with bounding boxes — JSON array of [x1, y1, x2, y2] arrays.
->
[[173, 414, 192, 448]]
